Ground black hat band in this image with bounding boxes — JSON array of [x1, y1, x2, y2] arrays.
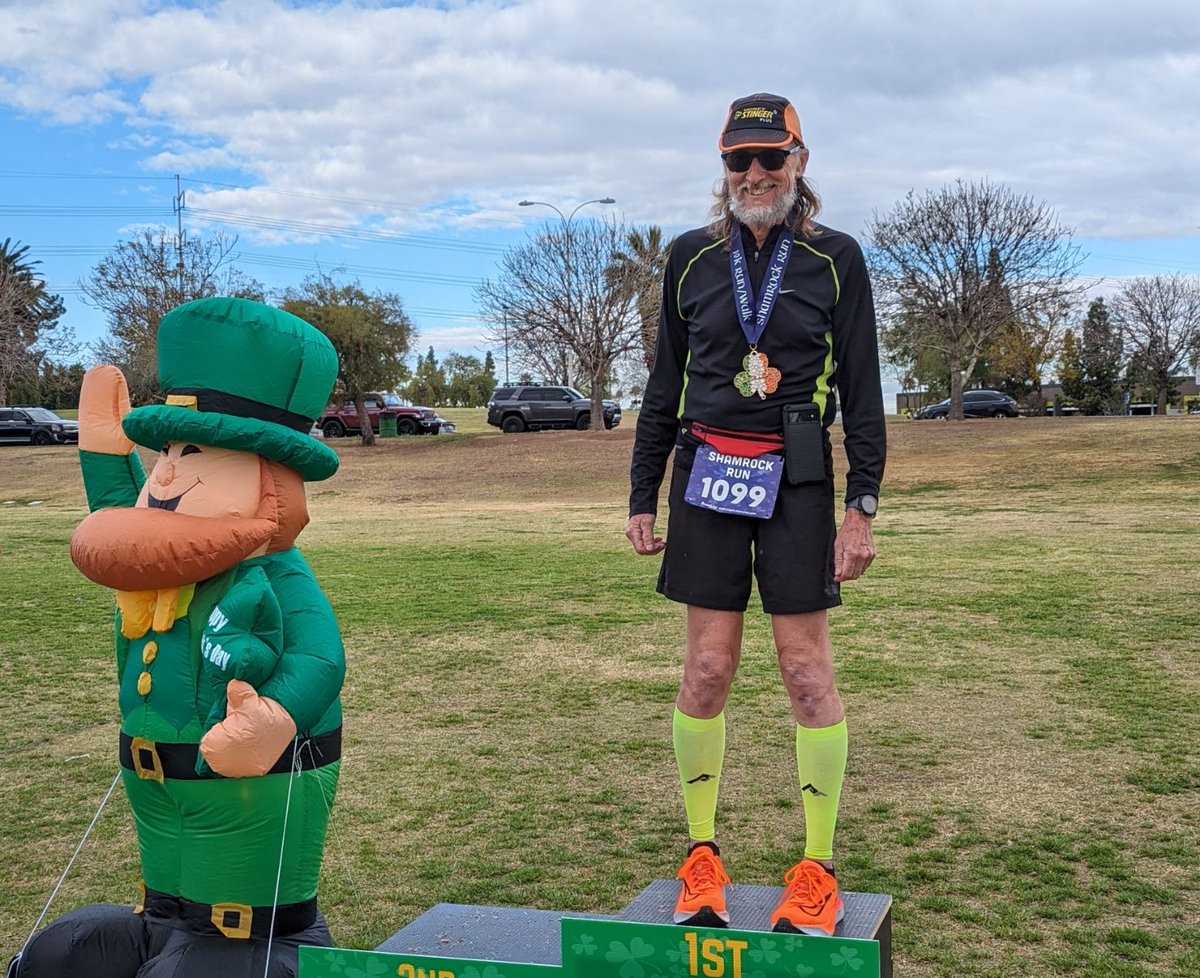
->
[[167, 388, 314, 434]]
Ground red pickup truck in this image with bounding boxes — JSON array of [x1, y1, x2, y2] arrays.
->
[[317, 393, 455, 438]]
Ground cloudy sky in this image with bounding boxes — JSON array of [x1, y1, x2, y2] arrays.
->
[[2, 0, 1198, 381]]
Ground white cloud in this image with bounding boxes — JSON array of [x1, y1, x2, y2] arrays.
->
[[1, 0, 1198, 245], [415, 322, 493, 357]]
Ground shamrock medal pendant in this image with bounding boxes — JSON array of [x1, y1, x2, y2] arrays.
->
[[734, 350, 782, 399]]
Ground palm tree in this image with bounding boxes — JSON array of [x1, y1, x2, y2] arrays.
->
[[0, 239, 64, 405], [608, 226, 673, 372]]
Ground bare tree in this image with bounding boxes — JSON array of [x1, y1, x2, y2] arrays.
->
[[1111, 275, 1200, 414], [868, 180, 1086, 419], [81, 229, 263, 404], [477, 220, 641, 429], [513, 332, 577, 389]]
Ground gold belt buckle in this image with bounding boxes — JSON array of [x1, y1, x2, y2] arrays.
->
[[129, 737, 164, 783], [211, 902, 253, 940]]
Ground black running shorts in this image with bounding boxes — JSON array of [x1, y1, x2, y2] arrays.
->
[[656, 447, 841, 615]]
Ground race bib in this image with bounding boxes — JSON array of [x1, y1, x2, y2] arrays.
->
[[684, 447, 782, 519]]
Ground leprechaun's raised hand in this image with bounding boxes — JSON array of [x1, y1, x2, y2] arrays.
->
[[77, 364, 146, 513], [79, 364, 136, 456]]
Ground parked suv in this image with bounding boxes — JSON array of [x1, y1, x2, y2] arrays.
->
[[317, 393, 455, 437], [914, 390, 1019, 419], [487, 386, 621, 433], [0, 406, 80, 445]]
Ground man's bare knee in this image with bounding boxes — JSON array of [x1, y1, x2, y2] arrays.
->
[[686, 645, 737, 688]]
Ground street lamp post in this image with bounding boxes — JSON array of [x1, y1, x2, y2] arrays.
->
[[502, 306, 510, 384], [518, 197, 617, 230], [517, 196, 616, 393]]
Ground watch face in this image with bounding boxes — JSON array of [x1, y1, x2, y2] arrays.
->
[[855, 495, 878, 516]]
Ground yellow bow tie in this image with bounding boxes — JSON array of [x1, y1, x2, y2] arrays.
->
[[116, 585, 196, 639]]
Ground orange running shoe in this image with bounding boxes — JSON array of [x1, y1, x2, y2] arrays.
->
[[674, 843, 731, 927], [770, 859, 844, 936]]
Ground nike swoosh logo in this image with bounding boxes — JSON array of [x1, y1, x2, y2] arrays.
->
[[681, 880, 721, 900]]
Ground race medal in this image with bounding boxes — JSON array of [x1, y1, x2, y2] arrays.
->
[[728, 221, 793, 400], [734, 350, 782, 399], [684, 446, 783, 519]]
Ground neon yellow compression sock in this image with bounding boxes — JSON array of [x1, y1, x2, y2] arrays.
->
[[673, 708, 725, 842], [795, 719, 848, 861]]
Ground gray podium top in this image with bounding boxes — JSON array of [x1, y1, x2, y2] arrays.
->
[[375, 903, 611, 964], [376, 881, 891, 967]]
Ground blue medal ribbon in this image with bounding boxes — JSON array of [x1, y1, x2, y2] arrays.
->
[[729, 220, 794, 347]]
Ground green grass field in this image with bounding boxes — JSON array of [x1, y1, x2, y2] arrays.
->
[[1, 417, 1198, 977]]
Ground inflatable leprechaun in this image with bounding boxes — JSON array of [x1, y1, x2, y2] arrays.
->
[[12, 298, 345, 978]]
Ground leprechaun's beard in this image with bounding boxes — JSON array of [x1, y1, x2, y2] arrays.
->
[[70, 456, 309, 591]]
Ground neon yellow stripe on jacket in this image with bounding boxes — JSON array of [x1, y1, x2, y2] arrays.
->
[[796, 240, 839, 417], [677, 239, 728, 418]]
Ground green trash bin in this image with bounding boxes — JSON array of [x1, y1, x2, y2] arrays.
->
[[379, 411, 398, 438]]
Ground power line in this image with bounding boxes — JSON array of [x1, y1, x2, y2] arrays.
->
[[46, 282, 480, 322], [179, 177, 451, 219], [1090, 253, 1200, 273], [0, 205, 172, 217], [3, 168, 508, 337], [28, 245, 483, 280], [3, 203, 508, 258], [39, 248, 484, 289], [186, 207, 507, 255], [0, 168, 523, 230], [21, 247, 112, 256], [237, 252, 482, 287], [406, 307, 485, 321], [0, 170, 175, 181]]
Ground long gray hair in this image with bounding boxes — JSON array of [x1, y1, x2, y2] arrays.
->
[[706, 165, 822, 243]]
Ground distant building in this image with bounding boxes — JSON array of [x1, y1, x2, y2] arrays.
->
[[895, 390, 929, 415]]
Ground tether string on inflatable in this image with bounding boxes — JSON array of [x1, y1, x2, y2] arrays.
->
[[263, 737, 302, 978], [18, 771, 122, 961]]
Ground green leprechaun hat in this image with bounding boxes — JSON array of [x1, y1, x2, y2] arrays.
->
[[122, 296, 341, 481]]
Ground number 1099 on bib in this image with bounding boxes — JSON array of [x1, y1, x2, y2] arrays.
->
[[684, 447, 783, 520]]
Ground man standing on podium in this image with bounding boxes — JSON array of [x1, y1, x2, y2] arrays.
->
[[626, 92, 885, 936]]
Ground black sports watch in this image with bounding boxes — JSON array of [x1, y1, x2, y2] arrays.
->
[[845, 494, 878, 518]]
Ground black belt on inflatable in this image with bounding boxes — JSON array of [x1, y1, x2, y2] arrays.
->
[[119, 726, 342, 781], [140, 886, 318, 940]]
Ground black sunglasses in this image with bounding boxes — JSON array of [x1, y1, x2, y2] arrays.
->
[[721, 147, 800, 172]]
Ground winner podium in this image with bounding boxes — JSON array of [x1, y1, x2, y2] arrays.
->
[[299, 880, 892, 978]]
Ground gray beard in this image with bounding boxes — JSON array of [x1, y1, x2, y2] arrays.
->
[[729, 181, 797, 231]]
